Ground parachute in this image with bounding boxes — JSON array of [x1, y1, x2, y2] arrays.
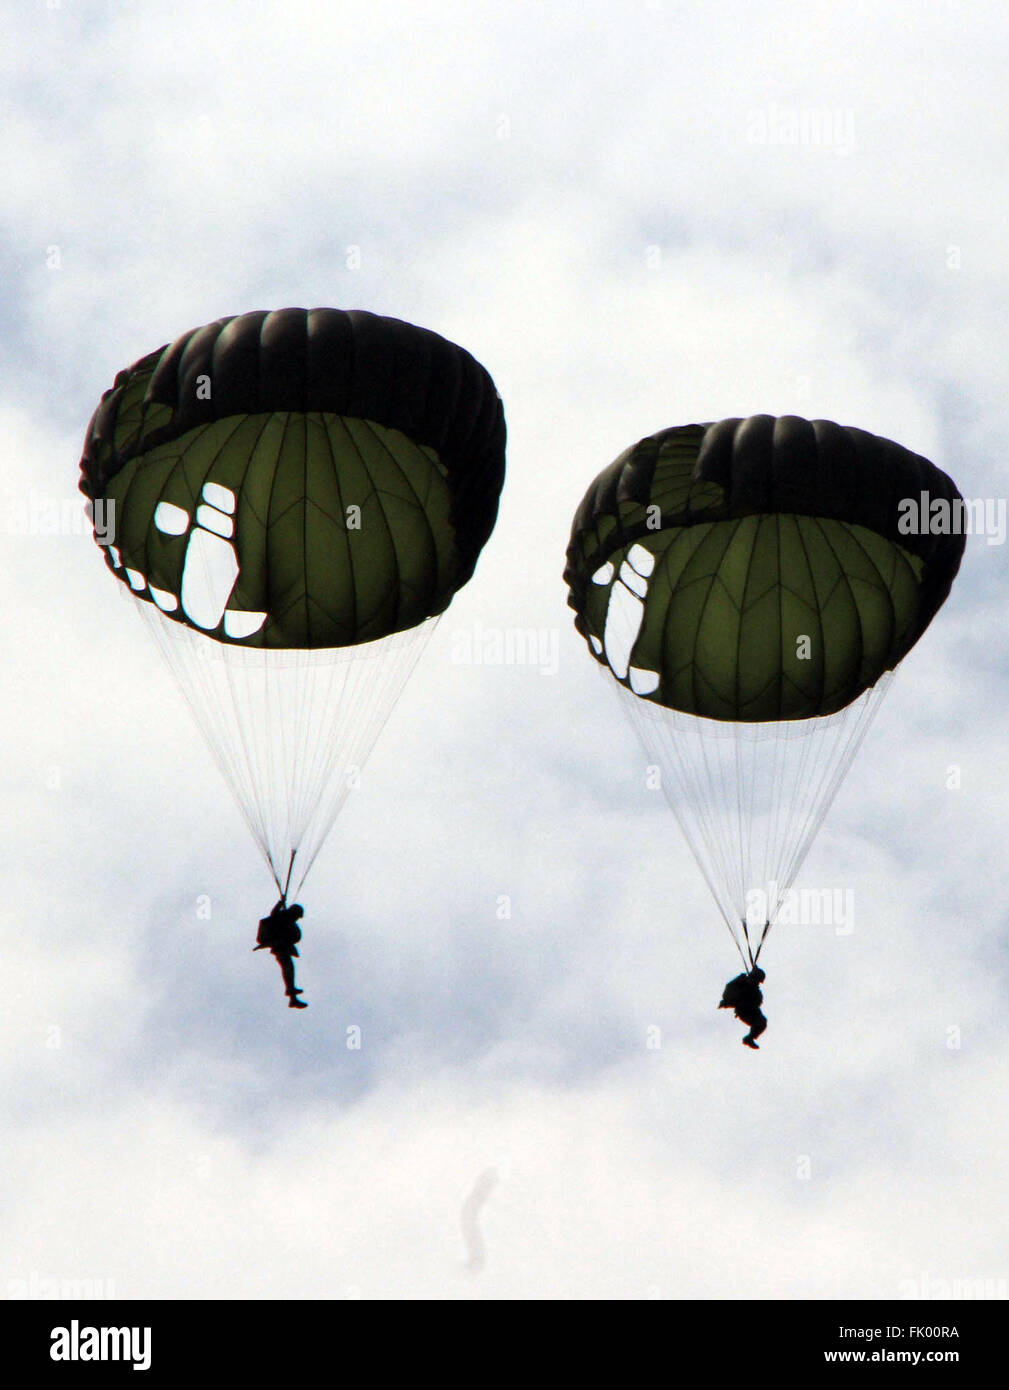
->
[[80, 307, 506, 900], [565, 415, 964, 969]]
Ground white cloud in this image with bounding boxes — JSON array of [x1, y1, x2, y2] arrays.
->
[[0, 0, 1005, 1302]]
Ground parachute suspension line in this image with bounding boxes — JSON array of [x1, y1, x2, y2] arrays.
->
[[607, 674, 750, 971], [287, 617, 436, 892], [740, 918, 757, 971], [697, 711, 746, 918], [733, 716, 753, 936], [750, 674, 894, 956], [138, 600, 280, 876], [677, 719, 756, 967], [133, 599, 439, 898], [751, 917, 771, 967], [680, 741, 753, 970], [613, 672, 894, 967], [668, 720, 751, 969], [281, 849, 296, 904], [221, 635, 283, 879], [800, 675, 892, 886], [741, 695, 816, 966], [597, 585, 752, 967], [759, 671, 893, 954]]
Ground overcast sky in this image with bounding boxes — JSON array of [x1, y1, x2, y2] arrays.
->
[[1, 0, 1006, 1300]]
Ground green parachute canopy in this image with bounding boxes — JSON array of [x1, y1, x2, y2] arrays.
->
[[565, 414, 964, 722], [565, 415, 964, 968], [80, 306, 506, 648], [81, 308, 506, 899]]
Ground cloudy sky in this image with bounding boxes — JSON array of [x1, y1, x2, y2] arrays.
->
[[2, 0, 1006, 1300]]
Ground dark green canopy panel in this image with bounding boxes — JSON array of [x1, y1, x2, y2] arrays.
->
[[565, 416, 965, 721], [80, 308, 506, 648]]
